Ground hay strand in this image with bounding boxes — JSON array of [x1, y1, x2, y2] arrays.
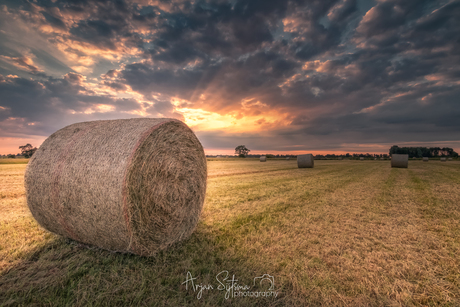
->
[[25, 118, 207, 256]]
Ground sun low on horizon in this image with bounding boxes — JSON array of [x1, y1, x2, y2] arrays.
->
[[1, 0, 459, 156]]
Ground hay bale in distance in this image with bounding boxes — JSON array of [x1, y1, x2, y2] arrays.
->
[[360, 157, 364, 160], [260, 156, 266, 162], [297, 154, 314, 168], [448, 158, 452, 161], [286, 157, 290, 160], [391, 154, 408, 168], [423, 157, 429, 162], [440, 157, 447, 162], [25, 118, 207, 256]]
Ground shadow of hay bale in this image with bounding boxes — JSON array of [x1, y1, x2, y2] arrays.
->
[[0, 224, 287, 307]]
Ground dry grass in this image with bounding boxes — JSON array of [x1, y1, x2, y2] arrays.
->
[[0, 165, 31, 222], [1, 159, 460, 306], [0, 159, 29, 165]]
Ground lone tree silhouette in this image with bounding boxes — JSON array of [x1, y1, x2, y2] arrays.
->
[[235, 145, 250, 157], [19, 144, 37, 158]]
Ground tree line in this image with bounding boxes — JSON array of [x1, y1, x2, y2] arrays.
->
[[234, 145, 459, 159], [389, 145, 459, 158]]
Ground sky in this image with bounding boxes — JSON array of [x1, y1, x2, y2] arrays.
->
[[0, 0, 459, 155]]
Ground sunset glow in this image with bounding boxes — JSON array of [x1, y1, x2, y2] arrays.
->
[[0, 0, 459, 155]]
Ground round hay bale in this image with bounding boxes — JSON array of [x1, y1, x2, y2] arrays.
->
[[448, 158, 452, 161], [423, 157, 429, 162], [25, 118, 207, 256], [391, 154, 408, 168], [440, 157, 447, 162], [360, 157, 364, 160], [297, 154, 314, 168], [260, 156, 266, 162], [286, 157, 290, 160]]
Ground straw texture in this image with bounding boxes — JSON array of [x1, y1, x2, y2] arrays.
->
[[25, 118, 207, 256], [391, 154, 408, 168], [260, 156, 266, 162], [297, 154, 314, 168]]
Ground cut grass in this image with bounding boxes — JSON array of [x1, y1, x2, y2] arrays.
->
[[0, 160, 460, 306], [0, 159, 29, 164]]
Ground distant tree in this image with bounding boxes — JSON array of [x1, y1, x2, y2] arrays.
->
[[235, 145, 250, 157], [19, 144, 37, 158], [7, 154, 16, 158]]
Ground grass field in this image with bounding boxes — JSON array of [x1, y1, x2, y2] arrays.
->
[[1, 159, 460, 306], [0, 159, 29, 164]]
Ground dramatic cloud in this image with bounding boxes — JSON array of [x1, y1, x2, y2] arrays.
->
[[0, 0, 459, 154]]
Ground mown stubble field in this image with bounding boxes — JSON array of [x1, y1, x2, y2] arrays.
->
[[1, 159, 459, 306]]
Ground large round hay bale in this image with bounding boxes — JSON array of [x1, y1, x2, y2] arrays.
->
[[391, 154, 408, 168], [260, 156, 266, 162], [360, 157, 364, 160], [297, 154, 314, 168], [286, 157, 290, 160], [448, 158, 452, 161], [440, 157, 447, 162], [25, 118, 207, 256], [423, 157, 429, 162]]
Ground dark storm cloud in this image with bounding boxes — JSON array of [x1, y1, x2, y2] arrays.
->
[[70, 19, 118, 46], [0, 73, 142, 137], [0, 0, 459, 153], [41, 11, 67, 30]]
